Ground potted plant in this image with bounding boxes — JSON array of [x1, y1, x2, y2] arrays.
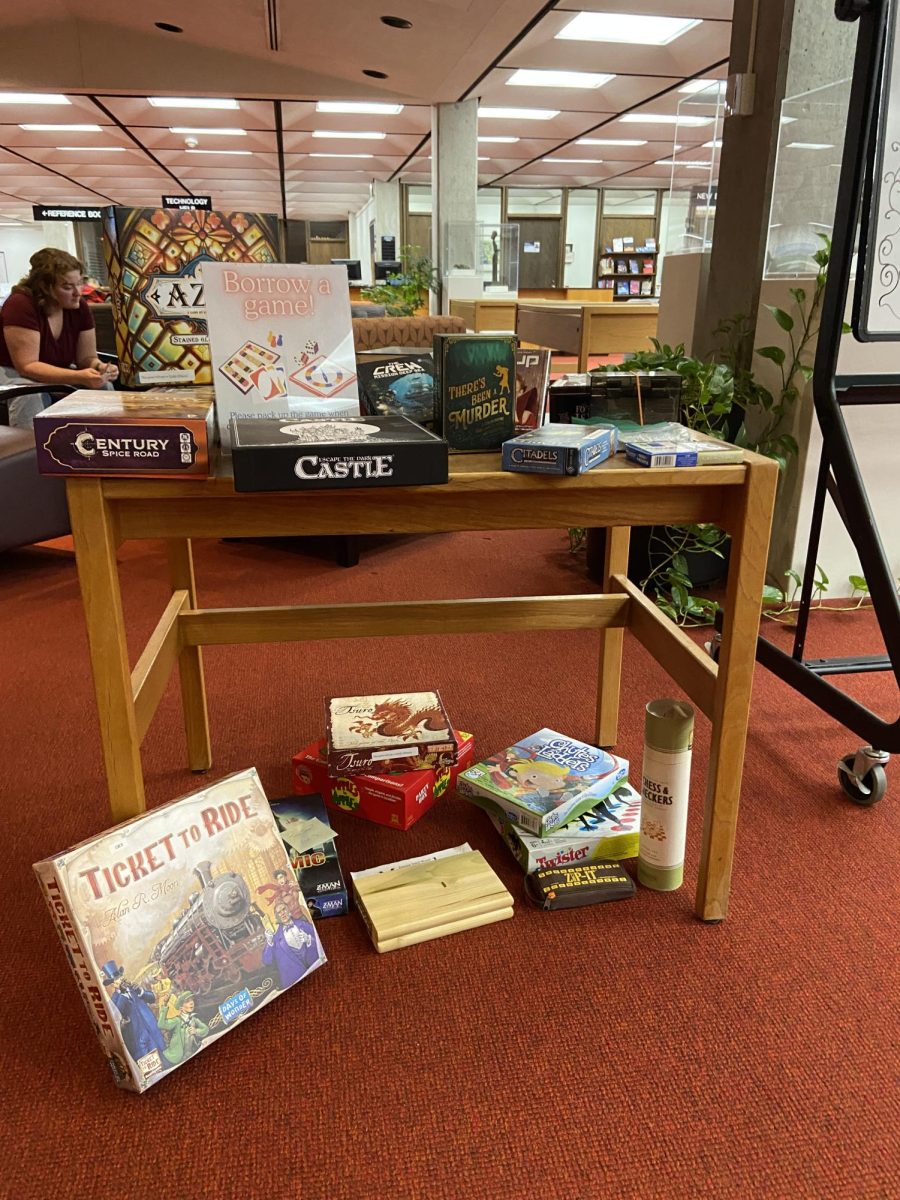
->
[[361, 245, 438, 317]]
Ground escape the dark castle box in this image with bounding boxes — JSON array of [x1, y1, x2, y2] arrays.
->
[[229, 414, 448, 491]]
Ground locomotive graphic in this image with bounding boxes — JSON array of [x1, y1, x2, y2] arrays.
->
[[152, 860, 272, 1015]]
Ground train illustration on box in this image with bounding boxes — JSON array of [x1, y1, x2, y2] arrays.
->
[[151, 860, 273, 1016]]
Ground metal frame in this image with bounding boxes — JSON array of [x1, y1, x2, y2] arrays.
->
[[755, 0, 900, 754]]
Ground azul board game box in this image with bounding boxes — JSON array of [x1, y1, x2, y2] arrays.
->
[[456, 729, 629, 837], [357, 354, 436, 430], [229, 413, 448, 492], [269, 795, 348, 919], [292, 731, 475, 830], [33, 768, 326, 1093], [474, 780, 641, 872], [202, 262, 360, 449], [33, 391, 215, 478], [501, 424, 617, 476], [326, 691, 459, 777], [433, 333, 516, 452], [514, 348, 551, 433], [102, 206, 281, 388]]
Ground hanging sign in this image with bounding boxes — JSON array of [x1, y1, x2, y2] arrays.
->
[[161, 195, 212, 211], [33, 205, 104, 221]]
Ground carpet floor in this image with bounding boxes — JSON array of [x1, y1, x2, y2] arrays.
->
[[0, 529, 896, 1200]]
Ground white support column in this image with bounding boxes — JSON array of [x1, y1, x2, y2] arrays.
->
[[373, 180, 401, 264], [431, 99, 478, 314]]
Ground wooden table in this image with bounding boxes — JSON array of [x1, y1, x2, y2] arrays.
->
[[449, 298, 517, 332], [66, 450, 777, 922], [516, 301, 658, 369]]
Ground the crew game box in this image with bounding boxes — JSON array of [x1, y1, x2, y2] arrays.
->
[[292, 732, 475, 830], [357, 354, 436, 430], [33, 391, 215, 478], [229, 414, 448, 491], [325, 691, 459, 777]]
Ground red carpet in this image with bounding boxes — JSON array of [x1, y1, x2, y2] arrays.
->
[[1, 530, 896, 1199]]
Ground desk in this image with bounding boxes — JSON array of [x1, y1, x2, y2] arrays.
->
[[66, 450, 776, 922], [516, 301, 658, 369], [449, 298, 518, 332]]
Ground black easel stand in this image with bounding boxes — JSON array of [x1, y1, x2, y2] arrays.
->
[[753, 0, 898, 804]]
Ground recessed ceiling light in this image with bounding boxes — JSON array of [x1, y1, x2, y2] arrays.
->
[[656, 159, 712, 168], [478, 107, 559, 120], [620, 113, 712, 126], [309, 152, 374, 158], [148, 97, 239, 109], [169, 126, 246, 136], [363, 70, 389, 79], [56, 145, 126, 151], [507, 69, 615, 89], [786, 142, 835, 150], [312, 130, 386, 140], [557, 13, 701, 45], [154, 21, 183, 33], [478, 135, 519, 144], [577, 137, 646, 146], [316, 101, 404, 114], [380, 15, 412, 28], [19, 123, 102, 131], [543, 157, 603, 164], [0, 92, 70, 105], [185, 148, 253, 155], [679, 79, 725, 94]]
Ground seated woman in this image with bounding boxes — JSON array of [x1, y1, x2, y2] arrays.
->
[[0, 247, 118, 428]]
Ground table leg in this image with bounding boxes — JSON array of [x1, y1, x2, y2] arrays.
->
[[167, 539, 212, 772], [67, 480, 145, 821], [696, 460, 777, 921], [596, 526, 630, 747], [578, 316, 591, 373]]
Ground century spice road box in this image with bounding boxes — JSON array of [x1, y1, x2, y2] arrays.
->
[[34, 391, 215, 478]]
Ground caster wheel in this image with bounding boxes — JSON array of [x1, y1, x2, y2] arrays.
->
[[838, 753, 887, 806]]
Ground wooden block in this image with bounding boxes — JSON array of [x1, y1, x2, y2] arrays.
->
[[354, 850, 513, 951]]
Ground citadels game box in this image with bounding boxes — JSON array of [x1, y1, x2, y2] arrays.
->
[[293, 732, 475, 830], [229, 414, 448, 491]]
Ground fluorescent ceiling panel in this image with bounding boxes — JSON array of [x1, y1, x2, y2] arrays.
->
[[19, 124, 102, 131], [315, 101, 403, 115], [311, 130, 386, 140], [185, 148, 252, 155], [543, 157, 603, 164], [556, 13, 701, 45], [0, 93, 70, 105], [478, 136, 519, 143], [507, 69, 614, 89], [620, 114, 712, 126], [309, 152, 373, 159], [786, 142, 835, 150], [679, 79, 725, 94], [57, 146, 126, 151], [169, 127, 246, 136], [479, 107, 559, 120], [578, 138, 646, 146], [148, 97, 239, 109]]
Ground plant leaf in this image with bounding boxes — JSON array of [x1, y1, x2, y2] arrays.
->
[[848, 574, 868, 592], [762, 585, 785, 606], [766, 305, 795, 332], [757, 345, 786, 366]]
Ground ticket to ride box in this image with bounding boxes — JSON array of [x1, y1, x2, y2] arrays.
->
[[292, 733, 475, 830], [33, 391, 215, 478]]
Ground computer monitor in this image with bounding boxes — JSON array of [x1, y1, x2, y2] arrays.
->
[[331, 258, 362, 281], [374, 259, 402, 282]]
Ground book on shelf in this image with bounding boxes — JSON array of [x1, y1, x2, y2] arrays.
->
[[615, 261, 628, 275], [642, 258, 655, 274], [599, 256, 615, 276], [628, 258, 639, 275], [612, 237, 625, 252], [629, 281, 640, 295], [616, 282, 630, 297], [640, 279, 653, 296], [456, 728, 629, 837]]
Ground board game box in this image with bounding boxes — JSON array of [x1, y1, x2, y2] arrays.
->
[[514, 348, 551, 432], [622, 423, 744, 467], [456, 729, 629, 837], [269, 794, 348, 918], [33, 391, 215, 478], [501, 424, 617, 476], [33, 768, 326, 1093], [357, 354, 436, 430], [292, 732, 475, 830], [229, 414, 448, 492], [472, 780, 641, 872], [325, 691, 459, 777], [433, 333, 516, 452]]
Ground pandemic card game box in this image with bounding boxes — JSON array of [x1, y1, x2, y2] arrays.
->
[[456, 729, 629, 837], [33, 391, 215, 478], [325, 691, 459, 777], [433, 333, 516, 453], [33, 768, 326, 1093], [229, 414, 448, 491], [357, 354, 436, 430]]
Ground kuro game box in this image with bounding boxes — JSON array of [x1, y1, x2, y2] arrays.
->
[[456, 729, 629, 837], [433, 333, 516, 453], [325, 691, 459, 777], [229, 414, 448, 491], [33, 391, 215, 478], [269, 794, 348, 919], [357, 354, 436, 430], [33, 768, 326, 1093], [292, 732, 475, 830]]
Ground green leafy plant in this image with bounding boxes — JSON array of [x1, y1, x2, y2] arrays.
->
[[361, 245, 438, 316]]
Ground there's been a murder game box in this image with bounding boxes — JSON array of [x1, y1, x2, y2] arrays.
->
[[33, 768, 326, 1093], [325, 691, 459, 777], [34, 391, 215, 478], [229, 414, 448, 491], [433, 333, 516, 453], [293, 732, 475, 830]]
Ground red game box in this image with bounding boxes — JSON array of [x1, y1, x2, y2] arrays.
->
[[292, 732, 475, 830]]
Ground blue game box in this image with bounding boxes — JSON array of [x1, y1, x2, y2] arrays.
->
[[269, 795, 349, 919], [501, 424, 617, 476]]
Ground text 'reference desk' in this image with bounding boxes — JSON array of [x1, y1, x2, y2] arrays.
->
[[66, 450, 777, 923]]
